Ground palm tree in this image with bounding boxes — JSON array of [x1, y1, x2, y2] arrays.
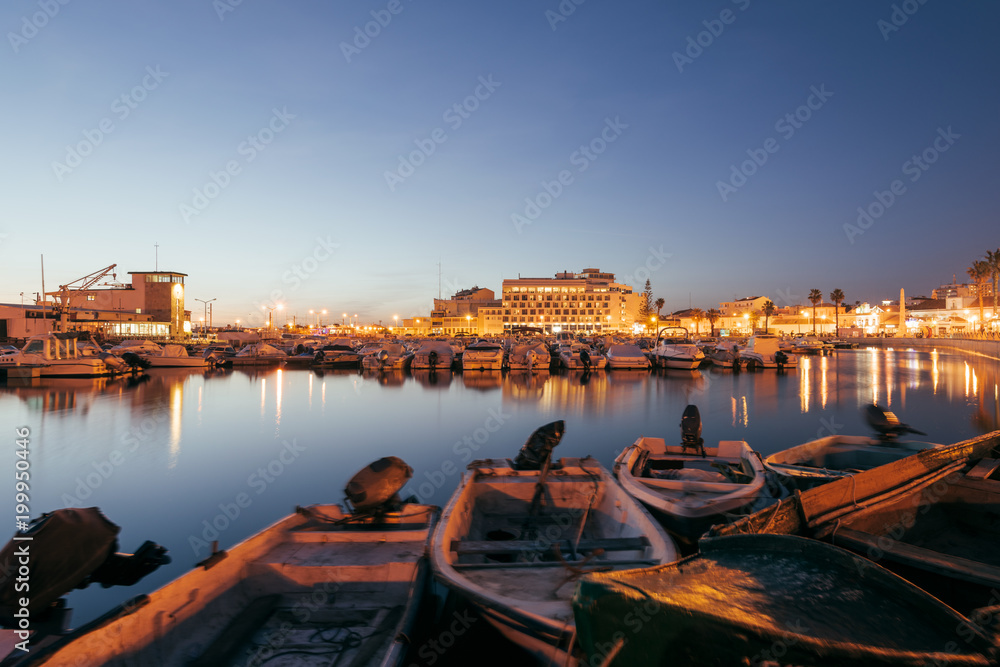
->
[[762, 300, 776, 333], [830, 289, 845, 335], [706, 308, 721, 336], [987, 248, 1000, 321], [968, 260, 991, 331], [689, 308, 704, 336], [808, 289, 823, 334], [655, 298, 665, 322]]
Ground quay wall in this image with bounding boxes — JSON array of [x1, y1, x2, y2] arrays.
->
[[860, 337, 1000, 361]]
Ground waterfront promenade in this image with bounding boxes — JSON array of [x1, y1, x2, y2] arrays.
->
[[862, 336, 1000, 361]]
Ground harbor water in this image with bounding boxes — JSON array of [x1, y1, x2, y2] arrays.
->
[[2, 345, 1000, 649]]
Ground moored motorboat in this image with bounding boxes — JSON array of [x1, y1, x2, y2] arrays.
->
[[572, 533, 998, 666], [507, 341, 550, 372], [650, 327, 704, 370], [18, 458, 438, 667], [704, 342, 741, 370], [764, 404, 942, 490], [360, 343, 412, 371], [604, 344, 650, 370], [431, 422, 677, 666], [411, 341, 455, 371], [0, 333, 112, 378], [230, 343, 288, 365], [461, 340, 505, 371], [614, 405, 779, 547], [737, 333, 797, 370], [138, 344, 211, 368]]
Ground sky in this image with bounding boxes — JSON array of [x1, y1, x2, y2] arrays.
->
[[2, 1, 998, 327]]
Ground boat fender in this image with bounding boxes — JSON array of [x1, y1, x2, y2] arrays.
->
[[0, 508, 119, 622], [344, 456, 414, 512], [512, 421, 566, 470]]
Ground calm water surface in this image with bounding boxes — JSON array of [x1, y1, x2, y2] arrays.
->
[[2, 345, 1000, 625]]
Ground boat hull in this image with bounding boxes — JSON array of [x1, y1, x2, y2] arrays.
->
[[573, 534, 996, 666], [431, 457, 677, 665], [25, 503, 438, 667]]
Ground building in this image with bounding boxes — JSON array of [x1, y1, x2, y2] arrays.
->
[[0, 269, 190, 341], [500, 268, 639, 334]]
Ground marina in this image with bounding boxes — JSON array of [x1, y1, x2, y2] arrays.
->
[[1, 344, 1000, 664]]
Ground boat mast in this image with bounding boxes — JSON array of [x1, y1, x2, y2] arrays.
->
[[40, 254, 46, 326]]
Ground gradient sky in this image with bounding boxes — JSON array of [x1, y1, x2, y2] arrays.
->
[[2, 1, 998, 326]]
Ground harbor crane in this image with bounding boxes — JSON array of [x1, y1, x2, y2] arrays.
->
[[45, 264, 119, 332]]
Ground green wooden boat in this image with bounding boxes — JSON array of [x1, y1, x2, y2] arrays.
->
[[573, 534, 998, 666]]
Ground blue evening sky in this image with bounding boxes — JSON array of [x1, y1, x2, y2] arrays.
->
[[2, 1, 997, 326]]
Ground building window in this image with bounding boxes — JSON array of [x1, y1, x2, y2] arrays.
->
[[87, 295, 95, 301]]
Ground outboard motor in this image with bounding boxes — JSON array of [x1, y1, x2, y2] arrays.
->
[[0, 508, 169, 625], [512, 421, 565, 471], [376, 349, 389, 370], [579, 347, 592, 372], [864, 404, 926, 441], [428, 350, 438, 371], [680, 404, 706, 456], [120, 352, 150, 372], [344, 456, 413, 514], [774, 350, 788, 372]]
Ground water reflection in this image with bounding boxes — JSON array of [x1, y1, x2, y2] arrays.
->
[[461, 371, 502, 391], [412, 369, 453, 388]]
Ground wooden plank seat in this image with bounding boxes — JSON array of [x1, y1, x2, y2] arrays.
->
[[450, 536, 650, 557], [965, 458, 1000, 481]]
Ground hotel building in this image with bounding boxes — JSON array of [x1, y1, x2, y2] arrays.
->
[[500, 268, 639, 334]]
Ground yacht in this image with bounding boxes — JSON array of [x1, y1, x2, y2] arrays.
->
[[558, 342, 606, 370], [651, 327, 705, 370], [461, 340, 505, 371], [360, 343, 412, 371], [0, 333, 112, 377]]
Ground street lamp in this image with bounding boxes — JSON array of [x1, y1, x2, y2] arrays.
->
[[466, 315, 471, 334], [321, 310, 327, 327], [342, 312, 347, 326], [195, 298, 216, 337], [309, 309, 315, 328], [393, 314, 398, 332]]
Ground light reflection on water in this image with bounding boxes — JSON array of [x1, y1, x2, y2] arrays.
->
[[1, 346, 999, 624]]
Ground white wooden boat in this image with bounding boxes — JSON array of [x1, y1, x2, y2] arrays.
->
[[764, 405, 942, 490], [614, 405, 776, 544], [431, 422, 677, 666], [25, 496, 437, 665]]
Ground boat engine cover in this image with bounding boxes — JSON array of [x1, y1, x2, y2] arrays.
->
[[0, 508, 120, 622], [512, 421, 565, 470], [344, 457, 414, 512]]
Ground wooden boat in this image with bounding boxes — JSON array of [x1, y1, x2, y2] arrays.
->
[[614, 405, 778, 547], [572, 533, 998, 666], [431, 422, 677, 666], [21, 458, 437, 667], [764, 405, 942, 490], [713, 429, 1000, 617]]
